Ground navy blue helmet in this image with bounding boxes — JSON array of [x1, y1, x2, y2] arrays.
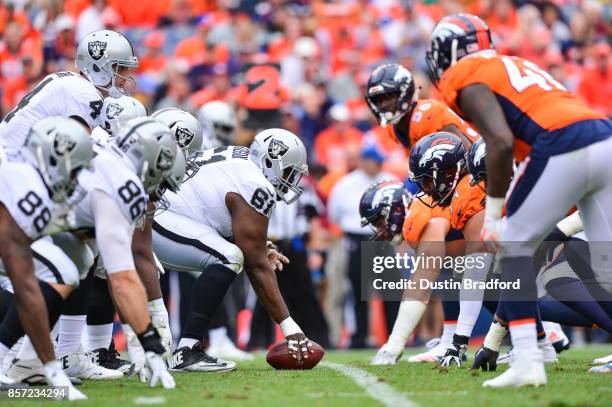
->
[[426, 13, 493, 84], [409, 132, 466, 207], [359, 180, 412, 245], [466, 137, 486, 186], [365, 63, 416, 126]]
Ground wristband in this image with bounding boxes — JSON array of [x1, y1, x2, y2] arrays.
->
[[137, 323, 166, 354], [280, 317, 303, 337], [485, 196, 504, 220], [556, 211, 583, 238]]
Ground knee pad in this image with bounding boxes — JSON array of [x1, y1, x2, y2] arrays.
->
[[52, 233, 95, 280], [224, 244, 244, 274]]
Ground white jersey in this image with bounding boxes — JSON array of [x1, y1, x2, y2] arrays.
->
[[90, 126, 113, 148], [71, 146, 147, 233], [0, 149, 54, 239], [0, 71, 104, 149], [165, 146, 276, 238]]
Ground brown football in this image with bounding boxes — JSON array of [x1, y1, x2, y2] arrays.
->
[[266, 340, 325, 370]]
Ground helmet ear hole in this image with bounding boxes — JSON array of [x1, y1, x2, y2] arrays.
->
[[49, 156, 57, 167], [92, 64, 100, 73], [265, 158, 272, 168]]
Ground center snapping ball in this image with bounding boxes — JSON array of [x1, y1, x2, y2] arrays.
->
[[266, 340, 325, 370]]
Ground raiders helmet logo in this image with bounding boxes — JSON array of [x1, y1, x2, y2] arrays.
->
[[156, 147, 174, 171], [88, 41, 107, 61], [54, 133, 77, 156], [268, 139, 289, 159], [175, 127, 195, 148], [105, 102, 124, 120]]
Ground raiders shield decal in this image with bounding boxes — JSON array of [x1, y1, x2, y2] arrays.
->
[[88, 41, 107, 61], [54, 132, 77, 155], [268, 139, 288, 159]]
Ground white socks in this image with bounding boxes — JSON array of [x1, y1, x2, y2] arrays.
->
[[440, 321, 456, 345], [87, 323, 113, 351], [483, 321, 508, 352], [209, 327, 228, 348], [385, 301, 427, 353], [177, 338, 199, 349], [456, 253, 492, 337], [509, 320, 538, 353], [16, 336, 38, 360], [57, 315, 86, 358]]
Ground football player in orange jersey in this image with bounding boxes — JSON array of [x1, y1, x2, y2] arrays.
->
[[427, 13, 612, 387], [365, 63, 479, 151]]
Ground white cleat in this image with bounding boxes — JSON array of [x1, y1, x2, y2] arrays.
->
[[207, 338, 254, 361], [61, 352, 123, 380], [498, 339, 557, 365], [407, 338, 448, 363], [543, 322, 570, 353], [7, 358, 46, 384], [593, 354, 612, 365], [589, 362, 612, 373], [483, 350, 547, 388], [371, 346, 402, 365]]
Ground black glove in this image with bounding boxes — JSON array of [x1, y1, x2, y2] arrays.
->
[[438, 334, 468, 368], [471, 346, 499, 371]]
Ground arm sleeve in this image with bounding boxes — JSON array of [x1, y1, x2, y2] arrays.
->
[[90, 189, 135, 274]]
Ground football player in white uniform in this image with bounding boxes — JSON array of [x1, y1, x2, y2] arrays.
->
[[197, 101, 237, 148], [152, 128, 312, 372], [91, 95, 147, 146], [0, 117, 94, 399], [7, 118, 177, 389], [0, 30, 137, 152]]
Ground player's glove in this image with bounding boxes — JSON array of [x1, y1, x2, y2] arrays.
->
[[148, 300, 172, 357], [124, 324, 147, 382], [42, 360, 87, 400], [471, 346, 499, 371], [145, 352, 175, 389], [437, 334, 468, 368], [286, 333, 314, 365]]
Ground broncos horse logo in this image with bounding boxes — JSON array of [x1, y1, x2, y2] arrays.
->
[[473, 141, 486, 167], [418, 144, 455, 168]]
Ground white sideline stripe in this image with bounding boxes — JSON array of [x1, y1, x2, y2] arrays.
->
[[322, 362, 418, 407]]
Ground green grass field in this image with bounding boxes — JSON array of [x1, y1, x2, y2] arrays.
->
[[3, 345, 611, 406]]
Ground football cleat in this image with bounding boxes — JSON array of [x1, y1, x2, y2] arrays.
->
[[89, 347, 131, 374], [589, 363, 612, 373], [168, 342, 237, 373], [593, 354, 612, 365], [371, 346, 402, 365], [0, 369, 28, 390], [207, 338, 254, 361], [498, 339, 558, 365], [483, 350, 547, 388], [61, 352, 123, 380], [407, 338, 455, 363]]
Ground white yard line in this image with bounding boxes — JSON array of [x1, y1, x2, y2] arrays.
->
[[322, 362, 418, 407]]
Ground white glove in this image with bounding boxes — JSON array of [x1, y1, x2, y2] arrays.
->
[[371, 345, 402, 365], [42, 360, 87, 400], [123, 324, 147, 382], [153, 252, 166, 277], [148, 299, 172, 357], [145, 352, 175, 389], [481, 196, 505, 251]]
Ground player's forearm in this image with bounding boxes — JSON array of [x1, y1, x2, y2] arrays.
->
[[484, 145, 513, 197], [2, 248, 55, 362], [108, 269, 150, 334], [246, 261, 290, 324]]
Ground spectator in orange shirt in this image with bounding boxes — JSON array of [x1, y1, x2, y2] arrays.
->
[[190, 63, 235, 108], [139, 31, 167, 74], [154, 63, 194, 112], [578, 42, 611, 116], [0, 22, 42, 89], [314, 103, 363, 173], [2, 54, 42, 115]]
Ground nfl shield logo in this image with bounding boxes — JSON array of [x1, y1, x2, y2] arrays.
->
[[268, 139, 288, 159], [88, 41, 107, 61]]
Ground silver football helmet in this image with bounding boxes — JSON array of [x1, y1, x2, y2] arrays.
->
[[113, 117, 177, 194], [156, 146, 186, 212], [249, 128, 308, 205], [23, 117, 94, 203], [151, 108, 203, 179], [197, 101, 237, 147], [102, 95, 147, 137], [75, 30, 138, 98]]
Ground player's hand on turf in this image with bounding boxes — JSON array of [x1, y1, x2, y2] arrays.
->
[[471, 346, 499, 371], [145, 352, 175, 389], [151, 312, 173, 358], [286, 333, 314, 365], [267, 241, 289, 271], [438, 342, 467, 368], [125, 325, 148, 382]]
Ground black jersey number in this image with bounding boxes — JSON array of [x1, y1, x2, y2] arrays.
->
[[17, 191, 52, 233], [89, 100, 103, 120], [250, 188, 275, 216], [118, 180, 146, 220]]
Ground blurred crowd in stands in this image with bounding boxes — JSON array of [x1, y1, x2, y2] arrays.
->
[[0, 0, 609, 349]]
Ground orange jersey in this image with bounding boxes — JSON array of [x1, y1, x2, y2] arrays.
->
[[438, 51, 611, 162], [387, 99, 480, 151], [449, 176, 485, 231], [402, 197, 451, 249]]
